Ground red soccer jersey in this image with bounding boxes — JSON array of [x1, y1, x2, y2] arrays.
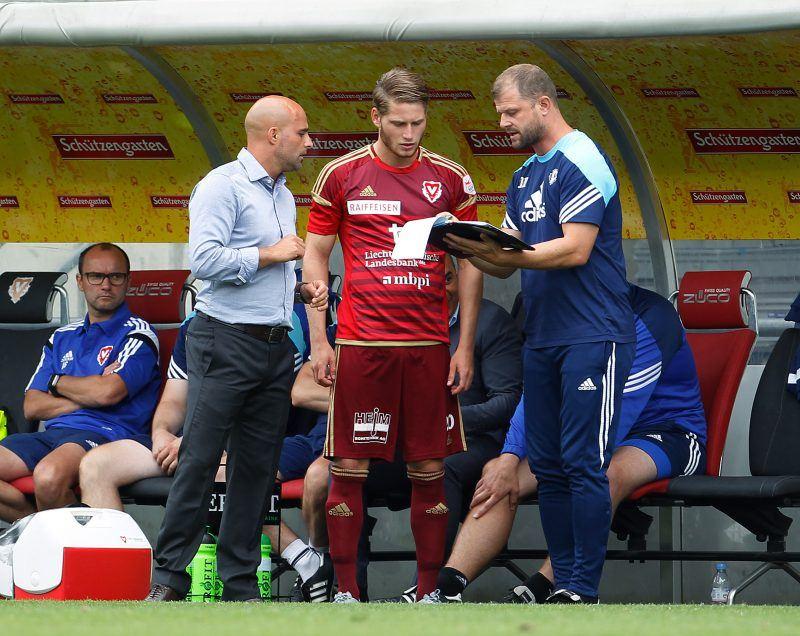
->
[[308, 144, 478, 343]]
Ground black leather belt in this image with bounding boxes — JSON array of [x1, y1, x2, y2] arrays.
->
[[196, 310, 289, 344]]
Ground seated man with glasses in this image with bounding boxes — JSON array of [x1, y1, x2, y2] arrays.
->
[[0, 242, 161, 522]]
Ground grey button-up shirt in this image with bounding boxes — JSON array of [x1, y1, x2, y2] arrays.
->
[[189, 148, 297, 326]]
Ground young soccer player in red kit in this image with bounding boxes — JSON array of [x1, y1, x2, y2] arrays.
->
[[302, 68, 483, 602]]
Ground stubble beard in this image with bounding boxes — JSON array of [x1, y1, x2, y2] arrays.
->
[[513, 121, 545, 150]]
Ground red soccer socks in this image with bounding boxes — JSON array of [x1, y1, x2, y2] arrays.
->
[[326, 465, 368, 599], [408, 469, 448, 599]]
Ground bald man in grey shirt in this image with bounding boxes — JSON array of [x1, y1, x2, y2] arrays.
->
[[147, 96, 328, 602]]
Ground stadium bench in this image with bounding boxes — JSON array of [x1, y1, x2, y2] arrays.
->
[[7, 270, 195, 500]]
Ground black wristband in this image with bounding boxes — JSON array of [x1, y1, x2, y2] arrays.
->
[[48, 374, 63, 397]]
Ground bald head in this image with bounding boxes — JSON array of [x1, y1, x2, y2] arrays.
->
[[245, 95, 302, 141], [244, 95, 312, 178]]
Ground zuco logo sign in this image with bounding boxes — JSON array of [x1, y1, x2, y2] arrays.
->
[[682, 287, 731, 304]]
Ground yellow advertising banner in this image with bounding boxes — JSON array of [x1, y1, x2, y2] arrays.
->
[[1, 34, 797, 243], [0, 47, 207, 242], [157, 41, 643, 239], [572, 30, 800, 240]]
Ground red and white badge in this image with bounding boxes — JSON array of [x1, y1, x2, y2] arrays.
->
[[97, 345, 114, 366], [422, 180, 443, 204]]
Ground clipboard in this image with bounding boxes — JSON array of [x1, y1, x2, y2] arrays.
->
[[428, 219, 533, 258]]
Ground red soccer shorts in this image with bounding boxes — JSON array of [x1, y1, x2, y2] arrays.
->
[[324, 344, 466, 462]]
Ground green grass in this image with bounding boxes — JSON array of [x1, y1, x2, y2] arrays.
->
[[1, 603, 799, 636]]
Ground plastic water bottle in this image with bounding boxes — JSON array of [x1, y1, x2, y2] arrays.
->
[[711, 562, 731, 604], [189, 529, 217, 603], [257, 534, 272, 600]]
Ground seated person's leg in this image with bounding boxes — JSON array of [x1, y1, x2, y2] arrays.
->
[[435, 456, 541, 600], [1, 428, 109, 521], [33, 434, 108, 511], [302, 456, 331, 551], [612, 425, 704, 501], [79, 437, 162, 510], [442, 435, 503, 554], [0, 443, 37, 522]]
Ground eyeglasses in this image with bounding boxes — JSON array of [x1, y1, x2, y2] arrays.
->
[[82, 272, 128, 286]]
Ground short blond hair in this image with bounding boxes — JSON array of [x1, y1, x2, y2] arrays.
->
[[373, 67, 429, 115], [492, 64, 558, 105]]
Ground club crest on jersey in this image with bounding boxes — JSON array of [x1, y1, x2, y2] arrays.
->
[[97, 345, 114, 366], [521, 182, 546, 223], [549, 169, 559, 185], [8, 276, 34, 304], [422, 180, 443, 204], [462, 174, 476, 196]]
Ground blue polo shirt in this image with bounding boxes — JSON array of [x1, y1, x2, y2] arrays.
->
[[623, 286, 707, 442], [167, 314, 192, 380], [26, 303, 161, 441], [502, 130, 634, 348]]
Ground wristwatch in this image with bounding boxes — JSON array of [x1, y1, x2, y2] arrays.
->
[[48, 373, 63, 397]]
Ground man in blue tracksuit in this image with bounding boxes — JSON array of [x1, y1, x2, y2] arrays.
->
[[428, 285, 707, 603], [447, 64, 635, 602]]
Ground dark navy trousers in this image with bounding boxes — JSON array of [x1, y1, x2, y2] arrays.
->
[[524, 340, 635, 597]]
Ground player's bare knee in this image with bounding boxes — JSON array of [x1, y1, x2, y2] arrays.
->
[[407, 458, 444, 474], [78, 451, 102, 487], [33, 462, 72, 500], [333, 457, 369, 472]]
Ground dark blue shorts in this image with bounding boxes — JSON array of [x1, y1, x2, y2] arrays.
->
[[0, 427, 112, 472], [130, 434, 154, 451], [278, 418, 326, 481], [618, 424, 706, 480]]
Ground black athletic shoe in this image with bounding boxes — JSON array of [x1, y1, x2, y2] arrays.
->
[[300, 552, 334, 602], [503, 584, 537, 604], [546, 588, 599, 604], [288, 576, 305, 602], [374, 585, 417, 603]]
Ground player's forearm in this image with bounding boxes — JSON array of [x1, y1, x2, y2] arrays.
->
[[455, 260, 483, 350], [23, 390, 81, 421], [291, 385, 331, 413], [303, 243, 332, 347], [151, 400, 186, 436], [468, 255, 516, 279], [55, 374, 128, 409], [507, 235, 591, 271]]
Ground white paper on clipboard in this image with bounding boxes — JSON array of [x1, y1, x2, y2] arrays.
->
[[390, 217, 438, 260]]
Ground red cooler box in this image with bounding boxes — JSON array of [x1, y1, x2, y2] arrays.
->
[[0, 508, 151, 600]]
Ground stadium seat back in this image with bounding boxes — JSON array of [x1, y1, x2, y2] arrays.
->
[[125, 270, 195, 384], [678, 270, 756, 476], [0, 271, 68, 325], [749, 328, 800, 476]]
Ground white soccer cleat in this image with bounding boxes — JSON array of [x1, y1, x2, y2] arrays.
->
[[418, 589, 462, 604], [332, 591, 359, 604]]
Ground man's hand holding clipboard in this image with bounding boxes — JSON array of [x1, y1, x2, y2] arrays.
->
[[429, 212, 534, 262]]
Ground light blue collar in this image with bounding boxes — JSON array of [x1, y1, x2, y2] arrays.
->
[[237, 148, 285, 187]]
